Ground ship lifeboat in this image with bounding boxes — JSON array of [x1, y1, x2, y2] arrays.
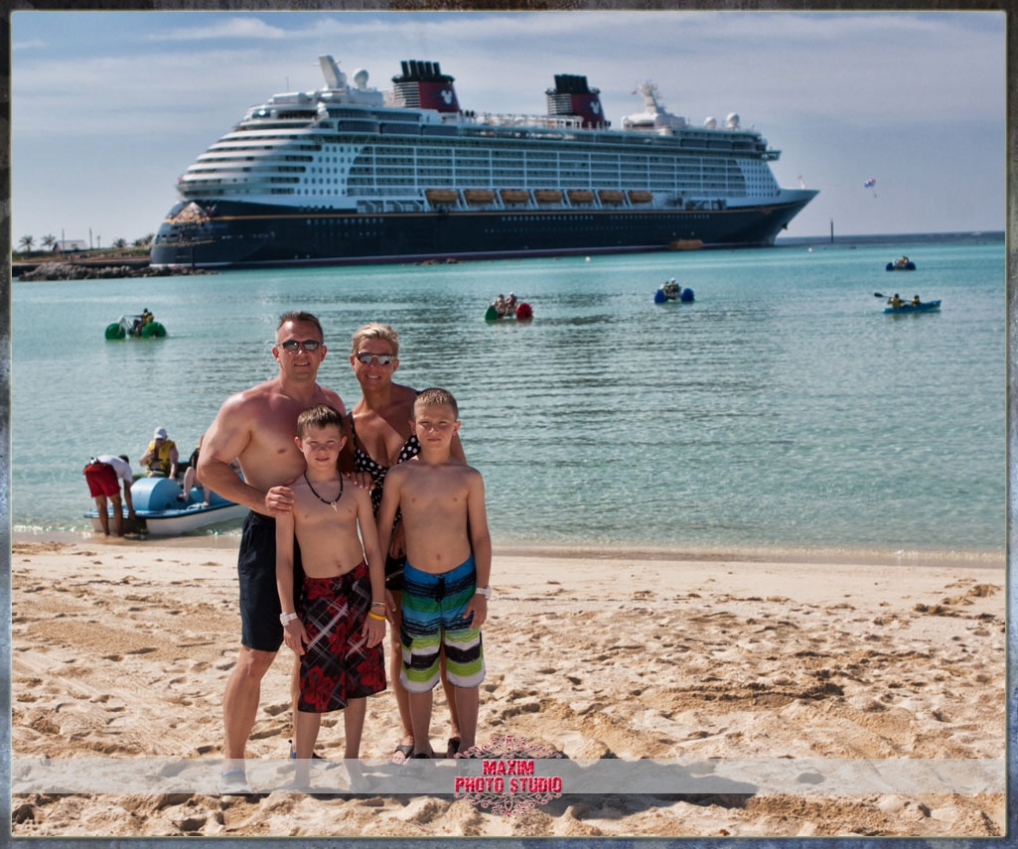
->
[[628, 190, 653, 204], [669, 239, 704, 251], [500, 189, 530, 205], [464, 189, 496, 204], [426, 189, 458, 205], [534, 189, 563, 204], [567, 190, 594, 204], [598, 190, 624, 205]]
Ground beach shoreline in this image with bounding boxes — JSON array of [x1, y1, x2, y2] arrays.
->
[[9, 534, 1007, 837], [12, 528, 1006, 568]]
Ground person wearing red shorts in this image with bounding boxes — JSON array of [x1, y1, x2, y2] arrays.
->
[[83, 454, 136, 536]]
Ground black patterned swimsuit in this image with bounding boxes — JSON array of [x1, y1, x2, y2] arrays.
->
[[350, 416, 420, 518]]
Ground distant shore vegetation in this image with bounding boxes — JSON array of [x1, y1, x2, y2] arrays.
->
[[14, 233, 154, 260]]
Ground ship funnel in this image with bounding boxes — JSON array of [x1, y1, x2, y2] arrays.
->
[[546, 73, 606, 129], [392, 58, 460, 113], [319, 55, 345, 90]]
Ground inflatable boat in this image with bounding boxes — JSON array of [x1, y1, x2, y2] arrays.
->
[[86, 476, 245, 535]]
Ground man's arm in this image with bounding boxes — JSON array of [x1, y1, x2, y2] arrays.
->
[[196, 396, 274, 514], [275, 510, 308, 656]]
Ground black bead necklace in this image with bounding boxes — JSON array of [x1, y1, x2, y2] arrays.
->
[[303, 472, 343, 511]]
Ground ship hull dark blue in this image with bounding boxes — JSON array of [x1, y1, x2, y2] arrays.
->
[[151, 198, 811, 269]]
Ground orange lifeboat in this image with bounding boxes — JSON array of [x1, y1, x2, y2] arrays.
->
[[598, 190, 624, 204], [567, 190, 594, 204], [426, 189, 458, 205], [628, 190, 653, 204], [464, 189, 495, 204], [500, 189, 530, 204], [534, 189, 563, 203]]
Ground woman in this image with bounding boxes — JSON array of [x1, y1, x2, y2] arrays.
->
[[343, 323, 466, 762]]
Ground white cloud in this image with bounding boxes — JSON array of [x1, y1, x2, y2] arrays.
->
[[146, 16, 288, 42]]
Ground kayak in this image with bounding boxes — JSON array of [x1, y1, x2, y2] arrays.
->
[[883, 299, 940, 314]]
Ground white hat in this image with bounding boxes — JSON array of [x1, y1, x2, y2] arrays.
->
[[154, 427, 168, 439]]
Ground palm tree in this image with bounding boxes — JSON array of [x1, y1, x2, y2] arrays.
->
[[18, 235, 35, 254], [113, 238, 128, 249], [41, 234, 57, 250], [133, 233, 155, 248]]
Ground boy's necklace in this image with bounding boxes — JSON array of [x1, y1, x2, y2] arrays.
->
[[303, 472, 343, 511]]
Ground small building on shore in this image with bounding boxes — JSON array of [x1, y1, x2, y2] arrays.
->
[[52, 239, 87, 252]]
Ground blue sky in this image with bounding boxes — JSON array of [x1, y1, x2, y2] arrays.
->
[[11, 10, 1006, 245]]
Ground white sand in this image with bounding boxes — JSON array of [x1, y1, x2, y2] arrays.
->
[[9, 535, 1006, 837]]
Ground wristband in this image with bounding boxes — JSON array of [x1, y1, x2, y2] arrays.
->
[[474, 586, 490, 600], [371, 601, 386, 608], [367, 611, 386, 621], [279, 611, 299, 626]]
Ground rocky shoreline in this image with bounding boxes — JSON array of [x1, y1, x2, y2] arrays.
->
[[15, 262, 214, 281]]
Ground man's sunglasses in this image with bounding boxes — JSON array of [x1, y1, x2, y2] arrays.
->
[[280, 339, 322, 352]]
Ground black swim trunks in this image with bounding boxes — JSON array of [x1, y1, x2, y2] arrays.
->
[[237, 512, 302, 652]]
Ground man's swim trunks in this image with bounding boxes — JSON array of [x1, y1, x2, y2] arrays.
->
[[237, 512, 302, 652], [84, 461, 119, 497], [297, 561, 386, 713], [400, 555, 485, 693]]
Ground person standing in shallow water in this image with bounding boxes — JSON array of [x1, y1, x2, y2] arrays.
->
[[197, 311, 346, 794], [341, 322, 465, 762]]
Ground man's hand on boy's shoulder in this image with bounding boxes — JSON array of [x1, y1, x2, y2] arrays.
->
[[265, 481, 296, 515]]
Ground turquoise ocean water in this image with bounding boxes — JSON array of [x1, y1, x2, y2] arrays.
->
[[11, 234, 1005, 554]]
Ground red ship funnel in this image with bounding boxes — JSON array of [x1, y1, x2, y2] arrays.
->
[[393, 59, 460, 113], [546, 74, 607, 129]]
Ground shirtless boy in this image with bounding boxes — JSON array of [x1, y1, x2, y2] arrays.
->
[[197, 311, 346, 792], [276, 405, 386, 788], [376, 388, 492, 758]]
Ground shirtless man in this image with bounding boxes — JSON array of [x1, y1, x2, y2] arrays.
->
[[198, 311, 346, 793]]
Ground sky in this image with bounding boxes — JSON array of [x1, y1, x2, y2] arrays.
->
[[10, 10, 1007, 246]]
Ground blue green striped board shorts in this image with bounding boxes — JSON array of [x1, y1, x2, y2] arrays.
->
[[400, 555, 485, 693]]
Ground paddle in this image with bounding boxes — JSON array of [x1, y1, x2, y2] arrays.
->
[[873, 292, 885, 298]]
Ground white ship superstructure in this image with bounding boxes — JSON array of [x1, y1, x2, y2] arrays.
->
[[152, 56, 816, 268]]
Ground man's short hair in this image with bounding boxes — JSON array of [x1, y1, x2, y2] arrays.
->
[[414, 387, 458, 419], [351, 322, 399, 357], [118, 455, 130, 464], [296, 404, 347, 439], [278, 311, 323, 339]]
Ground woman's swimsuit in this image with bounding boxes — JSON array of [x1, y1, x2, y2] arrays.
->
[[350, 415, 420, 589]]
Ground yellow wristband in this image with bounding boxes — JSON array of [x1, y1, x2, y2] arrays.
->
[[367, 611, 386, 621]]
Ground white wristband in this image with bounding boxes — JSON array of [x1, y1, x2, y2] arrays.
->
[[279, 611, 299, 626]]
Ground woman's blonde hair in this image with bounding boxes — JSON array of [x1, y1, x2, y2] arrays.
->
[[351, 322, 399, 357]]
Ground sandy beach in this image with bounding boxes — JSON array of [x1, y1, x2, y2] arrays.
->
[[9, 534, 1006, 838]]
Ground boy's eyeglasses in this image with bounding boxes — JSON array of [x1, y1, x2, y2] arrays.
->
[[280, 339, 321, 352], [355, 352, 394, 365]]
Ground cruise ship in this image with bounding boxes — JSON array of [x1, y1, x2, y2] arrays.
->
[[150, 56, 817, 269]]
